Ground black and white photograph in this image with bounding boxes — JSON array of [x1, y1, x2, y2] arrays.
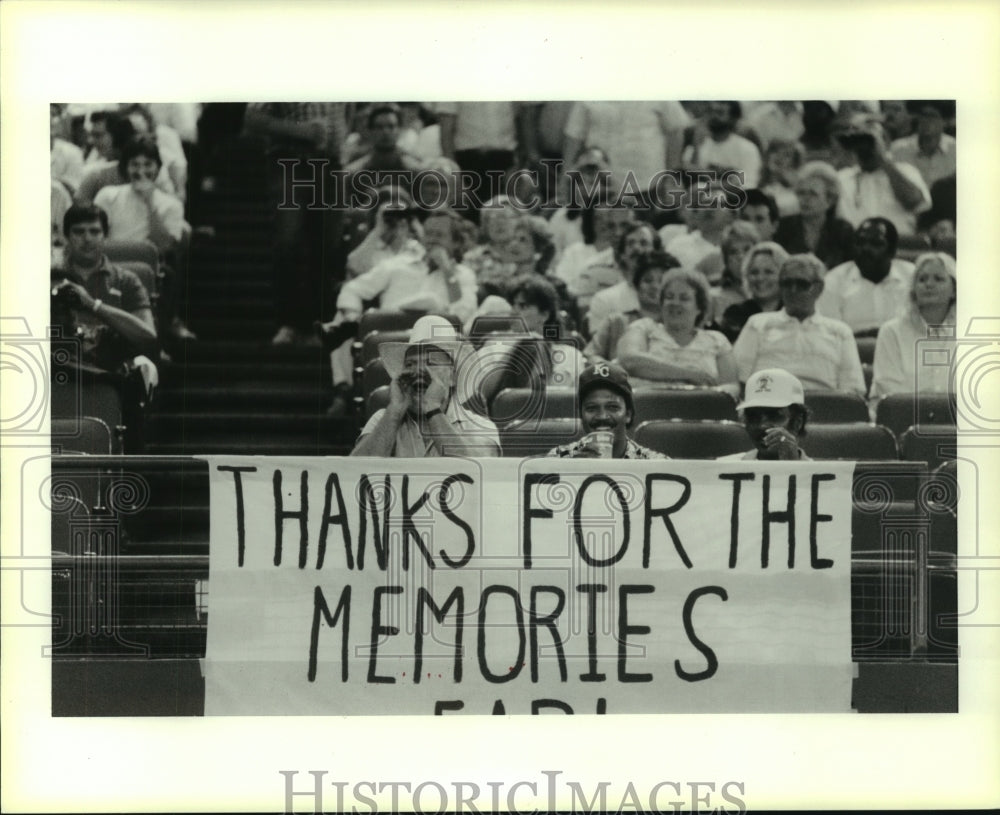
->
[[3, 1, 999, 812]]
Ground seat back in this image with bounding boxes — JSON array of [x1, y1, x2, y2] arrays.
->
[[875, 393, 956, 438], [468, 314, 529, 348], [499, 417, 583, 458], [632, 388, 738, 423], [899, 425, 957, 471], [103, 239, 159, 271], [359, 329, 411, 368], [50, 376, 123, 453], [633, 419, 748, 459], [366, 385, 391, 419], [490, 387, 576, 426], [798, 423, 898, 460], [51, 416, 115, 454], [803, 390, 870, 423], [116, 260, 159, 302], [360, 358, 391, 400]]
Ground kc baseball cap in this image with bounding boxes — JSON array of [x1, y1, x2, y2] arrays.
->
[[737, 368, 806, 411], [578, 361, 634, 414]]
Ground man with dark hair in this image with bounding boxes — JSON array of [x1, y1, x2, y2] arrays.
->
[[76, 110, 178, 204], [718, 368, 811, 461], [546, 362, 666, 459], [584, 220, 664, 335], [740, 188, 779, 242], [345, 104, 423, 178], [817, 217, 915, 337], [690, 101, 762, 188], [53, 204, 158, 371]]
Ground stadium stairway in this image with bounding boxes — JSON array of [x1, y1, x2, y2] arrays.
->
[[144, 133, 360, 455]]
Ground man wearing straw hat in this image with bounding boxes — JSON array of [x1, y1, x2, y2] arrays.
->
[[351, 315, 500, 457]]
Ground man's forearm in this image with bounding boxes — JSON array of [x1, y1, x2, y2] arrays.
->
[[96, 304, 158, 356], [351, 408, 405, 456], [883, 160, 925, 211]]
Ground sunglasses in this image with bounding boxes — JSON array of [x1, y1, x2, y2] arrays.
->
[[779, 278, 815, 291]]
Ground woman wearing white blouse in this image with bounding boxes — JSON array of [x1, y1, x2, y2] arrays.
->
[[870, 251, 956, 404]]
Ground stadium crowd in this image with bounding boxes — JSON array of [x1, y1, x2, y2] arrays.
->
[[50, 100, 957, 456]]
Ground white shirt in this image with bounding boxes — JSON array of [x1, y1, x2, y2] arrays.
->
[[563, 101, 690, 184], [693, 133, 762, 188], [434, 102, 518, 151], [337, 243, 478, 325], [733, 309, 866, 395], [816, 259, 915, 334], [870, 306, 955, 401], [93, 183, 184, 245], [837, 163, 931, 236], [586, 279, 639, 335], [665, 229, 722, 271]]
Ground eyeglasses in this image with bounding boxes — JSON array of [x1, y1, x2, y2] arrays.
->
[[779, 278, 815, 291]]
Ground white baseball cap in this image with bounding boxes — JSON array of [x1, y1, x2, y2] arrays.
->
[[737, 368, 806, 411]]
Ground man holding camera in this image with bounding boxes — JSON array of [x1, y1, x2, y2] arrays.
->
[[835, 113, 931, 237], [52, 204, 159, 372]]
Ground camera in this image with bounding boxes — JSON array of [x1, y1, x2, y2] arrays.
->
[[51, 280, 83, 310], [837, 131, 876, 154]]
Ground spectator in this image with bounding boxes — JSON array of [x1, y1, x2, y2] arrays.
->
[[435, 102, 523, 219], [739, 188, 780, 242], [835, 113, 931, 236], [414, 156, 463, 212], [879, 100, 914, 142], [870, 251, 956, 403], [546, 145, 613, 254], [396, 103, 443, 162], [715, 241, 790, 343], [757, 138, 802, 217], [123, 103, 189, 204], [709, 221, 761, 326], [687, 102, 762, 188], [553, 202, 631, 308], [743, 101, 805, 152], [817, 217, 915, 337], [462, 196, 521, 298], [336, 209, 478, 325], [918, 173, 956, 244], [890, 101, 956, 188], [345, 103, 423, 181], [584, 250, 680, 364], [76, 110, 177, 204], [50, 104, 85, 192], [773, 160, 856, 270], [93, 136, 185, 253], [546, 362, 668, 459], [799, 101, 839, 165], [585, 220, 663, 336], [243, 102, 347, 346], [344, 188, 422, 278], [617, 267, 739, 397], [733, 253, 865, 395], [663, 183, 735, 284], [563, 101, 690, 191], [718, 368, 811, 461], [352, 315, 499, 457], [51, 203, 160, 446]]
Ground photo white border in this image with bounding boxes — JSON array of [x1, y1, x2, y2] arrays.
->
[[3, 0, 999, 811]]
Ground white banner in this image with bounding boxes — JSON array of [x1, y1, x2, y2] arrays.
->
[[202, 456, 856, 714]]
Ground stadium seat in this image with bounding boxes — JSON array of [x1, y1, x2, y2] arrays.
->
[[103, 238, 159, 272], [894, 232, 932, 262], [632, 387, 739, 423], [798, 423, 898, 460], [875, 393, 956, 438], [490, 387, 575, 426], [365, 385, 391, 419], [359, 358, 391, 401], [499, 417, 583, 457], [357, 309, 461, 338], [468, 314, 529, 348], [116, 260, 159, 302], [803, 390, 870, 423], [359, 329, 410, 368], [51, 416, 115, 454], [898, 425, 957, 471], [633, 419, 748, 459], [50, 371, 124, 453]]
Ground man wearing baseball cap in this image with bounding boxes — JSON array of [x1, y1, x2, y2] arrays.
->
[[720, 367, 811, 461], [351, 315, 499, 457], [546, 362, 667, 459]]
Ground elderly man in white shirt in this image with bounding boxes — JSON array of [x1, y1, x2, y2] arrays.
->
[[733, 253, 865, 396], [817, 217, 914, 337]]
